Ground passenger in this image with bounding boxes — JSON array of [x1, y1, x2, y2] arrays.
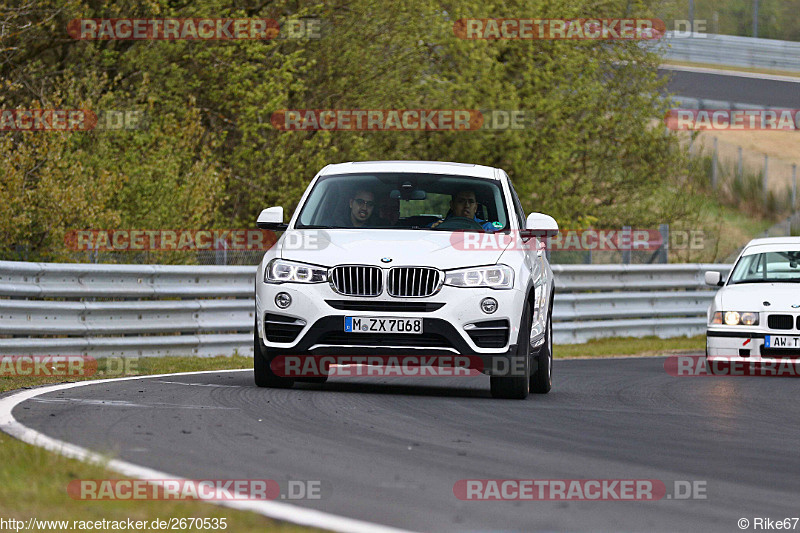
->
[[376, 196, 400, 226], [431, 189, 499, 231]]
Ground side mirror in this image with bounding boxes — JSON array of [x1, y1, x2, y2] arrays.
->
[[704, 271, 723, 286], [525, 212, 559, 237], [257, 207, 288, 231]]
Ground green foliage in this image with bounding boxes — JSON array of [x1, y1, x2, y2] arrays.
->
[[1, 0, 704, 262], [653, 0, 800, 41]]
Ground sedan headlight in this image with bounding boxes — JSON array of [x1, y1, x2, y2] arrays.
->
[[265, 259, 327, 283], [712, 311, 759, 326], [444, 264, 514, 289]]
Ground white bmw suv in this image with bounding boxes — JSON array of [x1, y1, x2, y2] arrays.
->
[[254, 161, 557, 399]]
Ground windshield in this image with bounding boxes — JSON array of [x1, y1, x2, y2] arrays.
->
[[295, 173, 509, 231], [729, 250, 800, 284]]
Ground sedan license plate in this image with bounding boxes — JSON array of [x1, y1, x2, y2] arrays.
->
[[765, 335, 800, 348], [344, 316, 423, 334]]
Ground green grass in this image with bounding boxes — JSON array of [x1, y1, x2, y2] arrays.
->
[[0, 355, 322, 533], [555, 335, 705, 359]]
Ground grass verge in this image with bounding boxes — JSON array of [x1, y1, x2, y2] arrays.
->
[[555, 335, 705, 359], [0, 355, 321, 533], [661, 60, 800, 79]]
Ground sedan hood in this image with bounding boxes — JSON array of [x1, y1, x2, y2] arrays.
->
[[278, 229, 510, 269], [720, 283, 800, 312]]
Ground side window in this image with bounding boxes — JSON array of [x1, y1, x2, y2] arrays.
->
[[506, 175, 526, 230]]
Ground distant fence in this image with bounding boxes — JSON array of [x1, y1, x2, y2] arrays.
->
[[659, 32, 800, 72], [0, 261, 730, 355]]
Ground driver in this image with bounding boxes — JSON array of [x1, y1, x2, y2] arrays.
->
[[333, 189, 377, 228], [431, 189, 499, 232]]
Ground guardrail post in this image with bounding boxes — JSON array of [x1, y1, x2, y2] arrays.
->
[[215, 237, 228, 265], [753, 0, 759, 37], [763, 155, 769, 205], [793, 163, 797, 214], [657, 224, 669, 263], [621, 226, 632, 264], [711, 138, 718, 189]]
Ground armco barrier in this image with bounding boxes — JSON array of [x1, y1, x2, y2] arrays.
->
[[551, 264, 729, 344], [0, 261, 730, 356], [657, 32, 800, 72]]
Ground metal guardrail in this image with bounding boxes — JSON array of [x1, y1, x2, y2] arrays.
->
[[551, 264, 729, 344], [0, 261, 255, 357], [0, 261, 730, 355], [658, 32, 800, 72]]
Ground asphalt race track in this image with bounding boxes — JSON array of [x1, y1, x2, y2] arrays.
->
[[660, 67, 800, 108], [8, 357, 800, 532]]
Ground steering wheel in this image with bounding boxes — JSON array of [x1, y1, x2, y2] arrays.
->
[[432, 216, 484, 230]]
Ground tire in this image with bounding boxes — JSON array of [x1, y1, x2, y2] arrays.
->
[[530, 304, 552, 394], [490, 302, 531, 400], [296, 375, 328, 384], [253, 319, 294, 389]]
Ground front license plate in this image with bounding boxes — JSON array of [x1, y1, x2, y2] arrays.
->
[[765, 335, 800, 348], [344, 316, 423, 334]]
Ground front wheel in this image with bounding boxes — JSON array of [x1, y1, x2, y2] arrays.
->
[[254, 319, 295, 389], [530, 308, 552, 394], [490, 303, 531, 399]]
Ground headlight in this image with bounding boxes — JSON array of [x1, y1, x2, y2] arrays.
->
[[712, 311, 758, 326], [265, 259, 327, 283], [444, 264, 514, 289]]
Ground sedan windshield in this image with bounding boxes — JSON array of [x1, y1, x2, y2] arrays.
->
[[729, 250, 800, 284], [295, 173, 509, 231]]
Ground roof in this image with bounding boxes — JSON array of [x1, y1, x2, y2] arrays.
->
[[319, 161, 500, 179], [742, 236, 800, 254]]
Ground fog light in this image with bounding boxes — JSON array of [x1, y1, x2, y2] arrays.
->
[[275, 292, 292, 309], [480, 297, 498, 314]]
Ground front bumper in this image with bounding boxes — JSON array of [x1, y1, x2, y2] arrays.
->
[[706, 328, 800, 360], [256, 279, 531, 373]]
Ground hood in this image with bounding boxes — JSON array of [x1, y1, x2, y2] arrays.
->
[[719, 283, 800, 312], [278, 229, 511, 269]]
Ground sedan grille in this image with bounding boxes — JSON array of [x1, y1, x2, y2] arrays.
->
[[330, 266, 383, 297], [388, 267, 441, 298], [768, 314, 793, 330]]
